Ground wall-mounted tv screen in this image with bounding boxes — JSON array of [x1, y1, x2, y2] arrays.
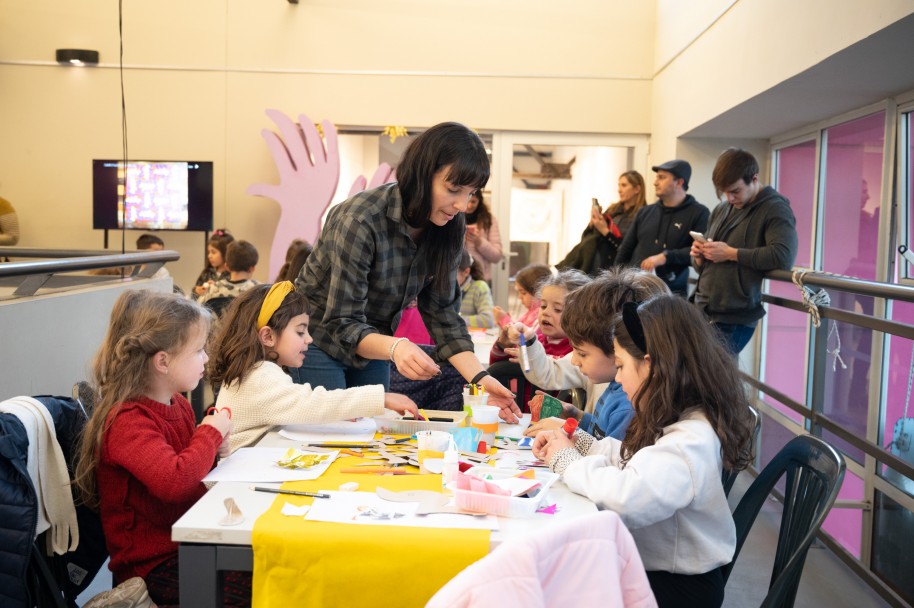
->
[[92, 160, 213, 231]]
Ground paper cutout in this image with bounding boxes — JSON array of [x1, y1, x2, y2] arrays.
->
[[219, 497, 245, 526]]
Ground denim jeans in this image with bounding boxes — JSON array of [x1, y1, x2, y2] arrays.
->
[[290, 344, 391, 390], [712, 322, 756, 355]]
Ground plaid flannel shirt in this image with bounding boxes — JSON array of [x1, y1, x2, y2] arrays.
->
[[297, 183, 473, 368]]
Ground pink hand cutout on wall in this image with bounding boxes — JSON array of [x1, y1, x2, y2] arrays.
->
[[347, 162, 396, 197], [248, 109, 340, 281]]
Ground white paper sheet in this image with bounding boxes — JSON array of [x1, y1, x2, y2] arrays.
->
[[305, 491, 499, 530], [278, 419, 377, 443], [203, 448, 339, 482], [497, 414, 532, 440]]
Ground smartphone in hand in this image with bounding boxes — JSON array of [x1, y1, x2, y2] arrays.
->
[[689, 231, 708, 243], [592, 197, 601, 211]]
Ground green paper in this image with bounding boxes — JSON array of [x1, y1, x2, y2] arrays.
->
[[540, 394, 564, 419]]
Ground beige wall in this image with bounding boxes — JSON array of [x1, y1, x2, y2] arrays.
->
[[0, 0, 654, 292], [651, 0, 914, 164]]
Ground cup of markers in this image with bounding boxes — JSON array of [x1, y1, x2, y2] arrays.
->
[[463, 383, 489, 420]]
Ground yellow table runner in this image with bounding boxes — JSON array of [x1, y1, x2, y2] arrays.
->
[[251, 456, 491, 607]]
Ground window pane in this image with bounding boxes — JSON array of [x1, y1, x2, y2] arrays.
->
[[819, 112, 886, 465], [822, 469, 863, 558], [882, 301, 914, 497], [905, 111, 914, 280], [872, 490, 914, 604], [821, 112, 885, 281], [761, 141, 818, 428]]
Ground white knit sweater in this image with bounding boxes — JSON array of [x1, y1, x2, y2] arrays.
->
[[561, 411, 735, 574], [215, 361, 385, 452]]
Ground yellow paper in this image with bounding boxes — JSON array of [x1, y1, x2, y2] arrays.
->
[[252, 458, 490, 607]]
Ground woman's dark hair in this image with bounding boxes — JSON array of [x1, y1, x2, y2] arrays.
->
[[466, 190, 493, 232], [612, 294, 754, 471], [396, 122, 490, 292], [207, 283, 310, 388], [275, 238, 312, 282], [282, 242, 313, 282]]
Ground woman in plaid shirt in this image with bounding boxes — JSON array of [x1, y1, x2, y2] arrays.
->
[[294, 122, 520, 422]]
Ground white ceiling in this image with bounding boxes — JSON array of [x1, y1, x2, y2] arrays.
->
[[683, 12, 914, 140]]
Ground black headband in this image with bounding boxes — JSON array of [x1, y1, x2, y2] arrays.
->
[[621, 301, 647, 353]]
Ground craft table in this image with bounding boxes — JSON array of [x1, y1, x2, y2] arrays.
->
[[172, 424, 597, 607]]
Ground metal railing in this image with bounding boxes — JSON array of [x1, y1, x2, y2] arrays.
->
[[0, 247, 180, 297], [754, 268, 914, 608]]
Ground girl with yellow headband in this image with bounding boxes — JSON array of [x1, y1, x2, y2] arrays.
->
[[206, 282, 419, 452]]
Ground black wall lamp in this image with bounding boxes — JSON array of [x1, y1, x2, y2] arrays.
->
[[56, 49, 99, 66]]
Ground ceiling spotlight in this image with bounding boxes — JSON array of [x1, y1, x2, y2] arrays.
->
[[55, 49, 99, 66]]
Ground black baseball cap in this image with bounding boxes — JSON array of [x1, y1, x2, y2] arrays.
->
[[652, 159, 691, 188]]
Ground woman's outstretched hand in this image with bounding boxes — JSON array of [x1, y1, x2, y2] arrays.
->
[[391, 340, 441, 380], [478, 375, 521, 423]]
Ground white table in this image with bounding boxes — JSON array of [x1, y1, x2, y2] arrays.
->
[[172, 424, 596, 607]]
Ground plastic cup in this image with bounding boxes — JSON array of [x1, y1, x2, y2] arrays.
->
[[470, 404, 499, 447], [416, 430, 451, 474], [463, 390, 489, 416]]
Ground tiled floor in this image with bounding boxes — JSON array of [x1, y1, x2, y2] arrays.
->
[[722, 472, 890, 608]]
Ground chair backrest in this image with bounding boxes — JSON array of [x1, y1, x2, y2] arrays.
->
[[722, 405, 762, 496], [721, 434, 845, 608], [487, 360, 545, 411], [204, 295, 234, 317]]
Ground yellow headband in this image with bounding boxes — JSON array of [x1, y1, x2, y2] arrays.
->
[[257, 281, 295, 329]]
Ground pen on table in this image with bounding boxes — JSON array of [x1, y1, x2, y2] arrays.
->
[[250, 486, 330, 499], [518, 332, 531, 372]]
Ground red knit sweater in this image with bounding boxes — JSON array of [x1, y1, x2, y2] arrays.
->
[[97, 394, 222, 583]]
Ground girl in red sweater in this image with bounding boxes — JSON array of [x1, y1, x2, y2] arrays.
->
[[75, 290, 246, 606]]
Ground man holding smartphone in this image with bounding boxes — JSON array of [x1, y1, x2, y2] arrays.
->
[[690, 148, 798, 354], [615, 159, 709, 296]]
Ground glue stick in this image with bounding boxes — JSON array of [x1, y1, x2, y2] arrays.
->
[[518, 332, 531, 372], [563, 417, 579, 439]]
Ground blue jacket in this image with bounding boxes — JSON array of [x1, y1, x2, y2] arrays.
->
[[580, 382, 634, 441], [0, 396, 107, 608]]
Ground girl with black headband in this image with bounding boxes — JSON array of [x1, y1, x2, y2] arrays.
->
[[532, 295, 754, 608]]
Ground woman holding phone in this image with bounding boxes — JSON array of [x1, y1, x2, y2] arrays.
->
[[559, 171, 647, 274]]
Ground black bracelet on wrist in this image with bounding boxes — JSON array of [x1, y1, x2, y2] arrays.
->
[[470, 370, 490, 385]]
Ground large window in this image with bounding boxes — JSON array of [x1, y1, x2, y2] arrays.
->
[[761, 140, 818, 464]]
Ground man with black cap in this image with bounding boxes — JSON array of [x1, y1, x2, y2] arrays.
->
[[615, 159, 709, 296]]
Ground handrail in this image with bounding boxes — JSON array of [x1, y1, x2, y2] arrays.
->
[[769, 268, 914, 303], [0, 248, 180, 297]]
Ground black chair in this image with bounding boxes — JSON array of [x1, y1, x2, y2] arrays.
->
[[722, 434, 845, 608], [203, 295, 234, 318], [487, 360, 546, 412], [722, 405, 762, 496]]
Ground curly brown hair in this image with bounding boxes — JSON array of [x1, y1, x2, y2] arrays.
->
[[562, 267, 669, 354], [206, 283, 310, 388], [612, 295, 754, 471]]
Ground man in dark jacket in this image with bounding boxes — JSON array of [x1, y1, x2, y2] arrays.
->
[[615, 159, 709, 296], [691, 148, 798, 354]]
